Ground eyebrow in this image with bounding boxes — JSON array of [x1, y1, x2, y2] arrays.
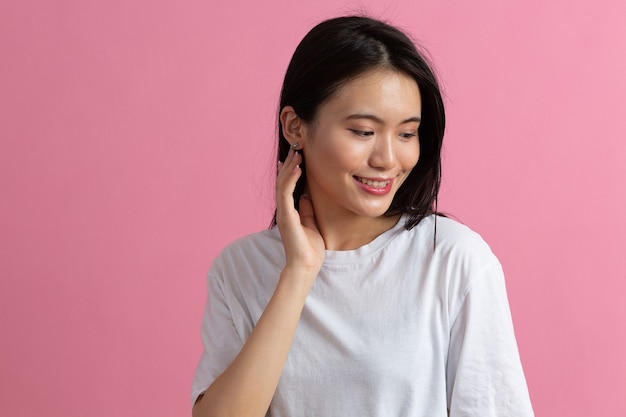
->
[[345, 113, 421, 125]]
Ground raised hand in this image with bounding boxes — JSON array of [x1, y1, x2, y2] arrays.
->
[[192, 147, 327, 417], [275, 147, 325, 280]]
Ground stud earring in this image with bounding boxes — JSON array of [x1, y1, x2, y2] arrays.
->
[[291, 142, 299, 150]]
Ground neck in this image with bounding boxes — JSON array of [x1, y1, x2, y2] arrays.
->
[[313, 210, 401, 251]]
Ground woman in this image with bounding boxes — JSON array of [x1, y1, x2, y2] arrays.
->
[[192, 16, 534, 417]]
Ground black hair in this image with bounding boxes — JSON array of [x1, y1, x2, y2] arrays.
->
[[271, 16, 446, 230]]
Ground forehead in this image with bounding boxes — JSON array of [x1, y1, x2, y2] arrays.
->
[[318, 70, 422, 122]]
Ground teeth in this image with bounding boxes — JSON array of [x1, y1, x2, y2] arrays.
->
[[357, 177, 389, 188]]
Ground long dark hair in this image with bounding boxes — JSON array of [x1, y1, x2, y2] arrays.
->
[[271, 16, 446, 230]]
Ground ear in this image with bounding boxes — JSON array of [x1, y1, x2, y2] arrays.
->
[[280, 106, 307, 146]]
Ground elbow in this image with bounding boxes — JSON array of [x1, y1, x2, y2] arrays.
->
[[192, 394, 261, 417], [192, 394, 220, 417], [192, 386, 270, 417]]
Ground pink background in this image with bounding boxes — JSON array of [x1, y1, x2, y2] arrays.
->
[[1, 1, 625, 416]]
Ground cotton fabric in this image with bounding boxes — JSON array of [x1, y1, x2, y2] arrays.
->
[[191, 215, 534, 416]]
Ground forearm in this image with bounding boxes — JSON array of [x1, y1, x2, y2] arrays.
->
[[192, 269, 314, 417]]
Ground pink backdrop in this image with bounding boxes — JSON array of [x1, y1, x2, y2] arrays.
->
[[1, 1, 625, 416]]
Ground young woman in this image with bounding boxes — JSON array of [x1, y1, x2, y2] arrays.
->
[[192, 16, 534, 417]]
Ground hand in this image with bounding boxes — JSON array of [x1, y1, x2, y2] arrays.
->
[[192, 150, 325, 417], [275, 148, 325, 279]]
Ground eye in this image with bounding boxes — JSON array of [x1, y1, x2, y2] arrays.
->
[[348, 129, 374, 137], [400, 131, 418, 140]]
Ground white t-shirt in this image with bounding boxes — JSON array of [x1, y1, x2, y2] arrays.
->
[[191, 215, 534, 416]]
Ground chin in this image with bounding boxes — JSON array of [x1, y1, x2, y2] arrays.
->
[[354, 204, 394, 218]]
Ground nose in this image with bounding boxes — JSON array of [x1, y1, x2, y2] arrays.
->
[[368, 134, 395, 170]]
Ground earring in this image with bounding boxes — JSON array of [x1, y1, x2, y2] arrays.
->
[[292, 142, 299, 150]]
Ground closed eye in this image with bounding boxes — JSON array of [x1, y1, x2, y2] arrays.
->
[[348, 129, 374, 137]]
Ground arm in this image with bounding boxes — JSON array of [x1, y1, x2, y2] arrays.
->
[[192, 148, 325, 417]]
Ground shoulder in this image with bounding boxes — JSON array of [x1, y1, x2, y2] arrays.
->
[[211, 227, 284, 270], [407, 215, 498, 266], [437, 216, 492, 250], [219, 227, 282, 257], [434, 216, 496, 261], [406, 215, 503, 297], [208, 227, 285, 287], [408, 216, 510, 329]]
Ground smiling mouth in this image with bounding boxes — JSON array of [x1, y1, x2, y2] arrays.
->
[[355, 177, 391, 188]]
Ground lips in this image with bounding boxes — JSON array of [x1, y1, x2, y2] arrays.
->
[[355, 176, 391, 188], [354, 176, 394, 195]]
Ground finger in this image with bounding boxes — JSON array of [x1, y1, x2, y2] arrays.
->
[[276, 149, 302, 217], [277, 150, 300, 195], [276, 148, 297, 184]]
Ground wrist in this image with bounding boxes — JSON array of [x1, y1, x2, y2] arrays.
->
[[277, 267, 318, 298]]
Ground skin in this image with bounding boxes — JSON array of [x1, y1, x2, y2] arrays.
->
[[281, 69, 422, 250], [192, 69, 422, 417]]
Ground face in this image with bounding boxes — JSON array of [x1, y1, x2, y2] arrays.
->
[[301, 69, 421, 223]]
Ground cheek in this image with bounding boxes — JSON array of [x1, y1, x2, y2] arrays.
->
[[306, 130, 360, 169], [401, 143, 420, 170]]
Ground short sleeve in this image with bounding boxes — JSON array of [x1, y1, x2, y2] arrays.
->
[[190, 271, 244, 404], [446, 262, 534, 417]]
